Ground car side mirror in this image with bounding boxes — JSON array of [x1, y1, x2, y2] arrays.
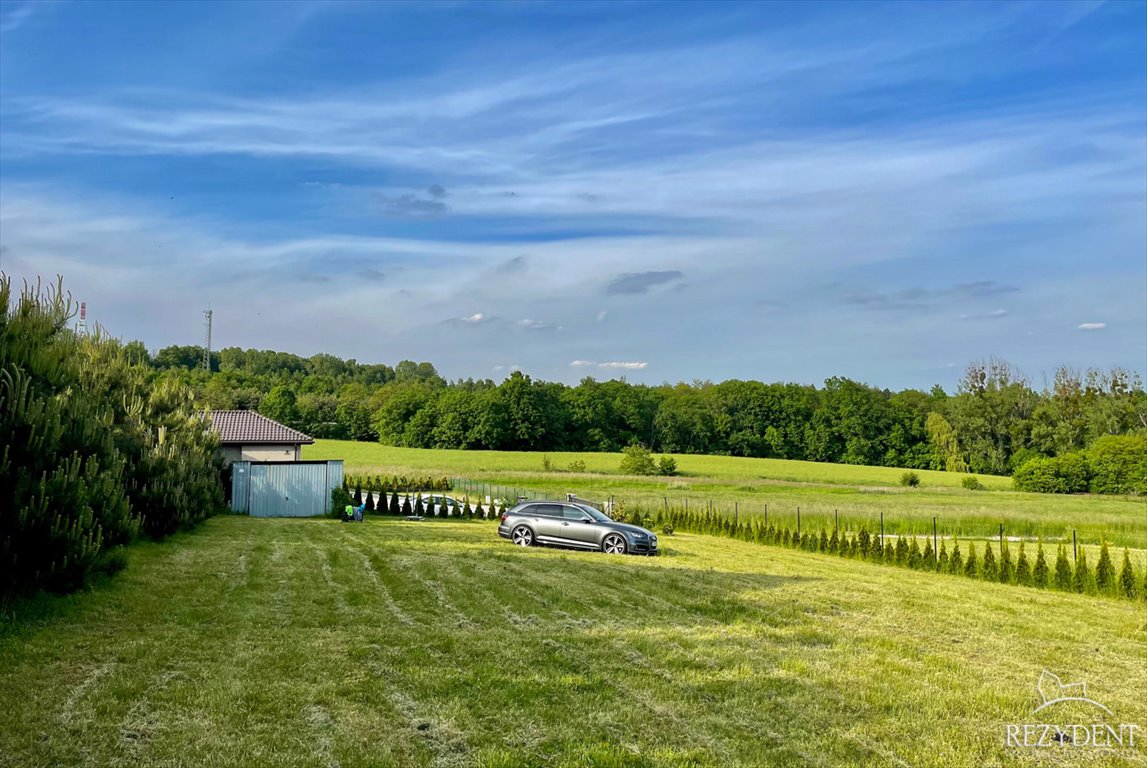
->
[[582, 518, 594, 523]]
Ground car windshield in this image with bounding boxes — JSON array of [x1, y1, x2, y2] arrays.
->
[[575, 504, 612, 522]]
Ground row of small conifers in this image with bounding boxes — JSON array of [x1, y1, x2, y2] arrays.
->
[[629, 505, 1144, 601], [333, 487, 502, 518]]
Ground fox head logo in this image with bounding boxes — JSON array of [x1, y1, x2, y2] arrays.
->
[[1034, 670, 1114, 716]]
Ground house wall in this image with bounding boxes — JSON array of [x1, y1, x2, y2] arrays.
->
[[242, 444, 300, 462], [221, 444, 301, 465]]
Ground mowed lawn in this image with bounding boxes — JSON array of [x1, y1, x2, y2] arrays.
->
[[2, 517, 1145, 768], [305, 440, 1147, 549]]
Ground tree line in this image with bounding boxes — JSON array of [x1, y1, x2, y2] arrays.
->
[[2, 277, 224, 600], [150, 345, 1146, 482]]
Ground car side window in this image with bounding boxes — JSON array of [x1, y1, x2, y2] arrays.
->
[[562, 506, 588, 520], [535, 504, 563, 517]]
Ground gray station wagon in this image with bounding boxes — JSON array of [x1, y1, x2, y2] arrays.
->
[[497, 501, 659, 555]]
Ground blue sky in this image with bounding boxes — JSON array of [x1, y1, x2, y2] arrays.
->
[[1, 0, 1144, 390]]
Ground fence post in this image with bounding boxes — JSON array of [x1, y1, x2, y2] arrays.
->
[[933, 517, 938, 561], [999, 523, 1004, 550], [797, 507, 801, 537], [1073, 530, 1078, 564], [879, 511, 884, 551], [834, 509, 839, 532], [764, 504, 768, 526]]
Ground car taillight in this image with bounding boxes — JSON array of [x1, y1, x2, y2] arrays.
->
[[500, 513, 508, 523]]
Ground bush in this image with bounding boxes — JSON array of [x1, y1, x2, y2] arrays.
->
[[1054, 545, 1073, 590], [1086, 434, 1147, 495], [1118, 550, 1138, 598], [656, 456, 678, 476], [541, 455, 556, 472], [1032, 543, 1049, 588], [961, 476, 985, 491], [330, 486, 353, 518], [568, 460, 586, 473], [1095, 541, 1114, 593], [1072, 548, 1093, 594], [1013, 453, 1090, 494], [619, 444, 657, 476], [899, 471, 920, 487]]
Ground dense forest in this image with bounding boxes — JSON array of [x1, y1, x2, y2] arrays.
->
[[147, 344, 1146, 481]]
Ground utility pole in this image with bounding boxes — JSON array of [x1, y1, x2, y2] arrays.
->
[[203, 309, 213, 371]]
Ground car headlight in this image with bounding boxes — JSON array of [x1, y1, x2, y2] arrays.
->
[[630, 531, 647, 539]]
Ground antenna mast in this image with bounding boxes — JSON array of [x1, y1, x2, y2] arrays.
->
[[203, 309, 213, 371], [76, 302, 89, 337]]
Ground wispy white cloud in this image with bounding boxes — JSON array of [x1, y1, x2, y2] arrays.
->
[[597, 361, 648, 370], [1077, 322, 1107, 331], [0, 1, 39, 34], [960, 309, 1008, 320], [569, 360, 648, 370]]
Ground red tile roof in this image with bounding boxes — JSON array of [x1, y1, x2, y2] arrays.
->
[[208, 410, 313, 445]]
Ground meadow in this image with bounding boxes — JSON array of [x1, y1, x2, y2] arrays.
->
[[2, 516, 1144, 768], [305, 441, 1147, 550]]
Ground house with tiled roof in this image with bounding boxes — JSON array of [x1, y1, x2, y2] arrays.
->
[[209, 410, 314, 465]]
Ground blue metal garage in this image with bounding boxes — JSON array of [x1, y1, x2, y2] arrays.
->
[[230, 460, 344, 517]]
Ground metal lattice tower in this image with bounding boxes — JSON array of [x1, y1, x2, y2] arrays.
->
[[203, 309, 213, 370], [76, 302, 89, 337]]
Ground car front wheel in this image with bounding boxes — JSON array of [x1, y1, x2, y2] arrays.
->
[[602, 533, 627, 555], [511, 525, 534, 547]]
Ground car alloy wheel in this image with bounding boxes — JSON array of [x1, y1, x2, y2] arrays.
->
[[511, 525, 534, 547], [602, 533, 627, 555]]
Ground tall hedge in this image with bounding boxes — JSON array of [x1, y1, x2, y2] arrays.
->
[[1086, 434, 1147, 495], [1, 275, 224, 599]]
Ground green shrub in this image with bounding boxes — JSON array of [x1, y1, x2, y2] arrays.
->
[[1094, 541, 1114, 593], [1015, 543, 1031, 586], [656, 456, 678, 476], [961, 476, 985, 491], [330, 486, 353, 518], [1013, 454, 1090, 494], [964, 543, 978, 577], [619, 444, 657, 476], [981, 543, 998, 581], [1086, 434, 1147, 495], [1072, 549, 1093, 594], [1053, 545, 1072, 590], [1118, 550, 1137, 598], [949, 542, 963, 574], [1032, 543, 1049, 588], [568, 460, 587, 473], [899, 471, 920, 487], [895, 537, 909, 564]]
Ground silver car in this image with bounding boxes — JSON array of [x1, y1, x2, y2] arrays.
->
[[497, 501, 659, 555]]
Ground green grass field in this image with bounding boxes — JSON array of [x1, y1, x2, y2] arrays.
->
[[305, 441, 1147, 549], [2, 517, 1144, 767]]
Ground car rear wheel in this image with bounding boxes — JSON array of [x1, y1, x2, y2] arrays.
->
[[511, 525, 534, 547], [602, 533, 627, 555]]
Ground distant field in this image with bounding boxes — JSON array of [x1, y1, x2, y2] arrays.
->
[[2, 517, 1144, 767], [308, 441, 1015, 489], [305, 441, 1147, 549]]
